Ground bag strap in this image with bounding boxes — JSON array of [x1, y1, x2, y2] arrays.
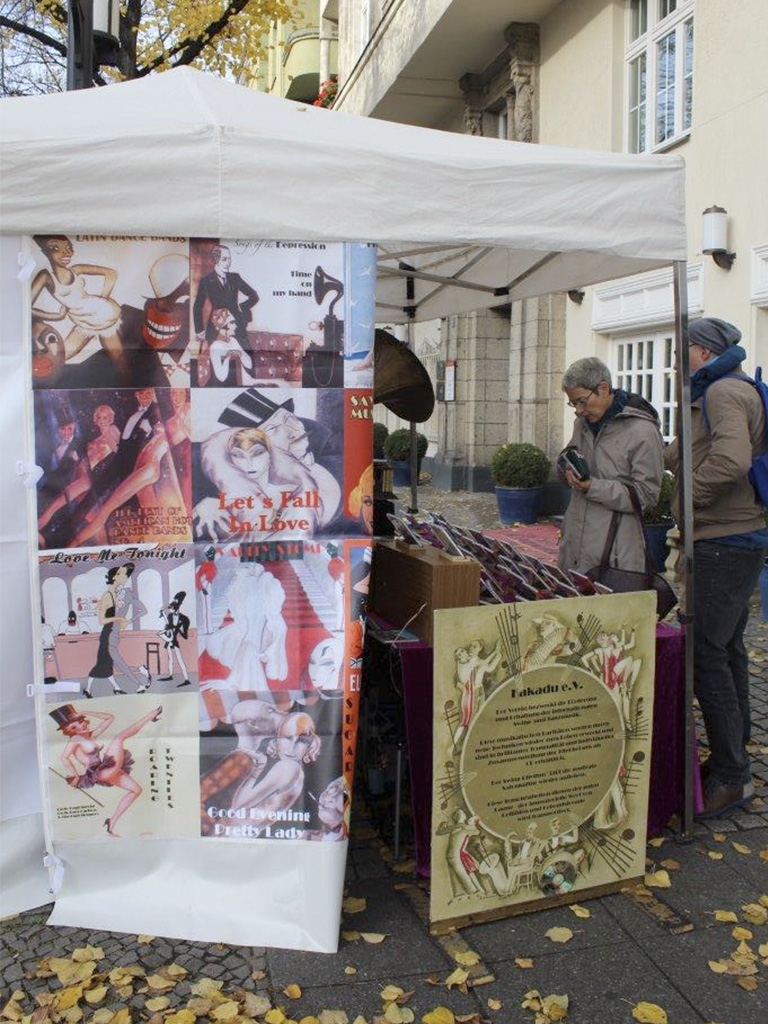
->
[[625, 484, 656, 575], [701, 371, 756, 432], [598, 511, 621, 568]]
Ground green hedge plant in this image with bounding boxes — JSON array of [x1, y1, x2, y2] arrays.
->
[[491, 442, 551, 489], [383, 427, 428, 462]]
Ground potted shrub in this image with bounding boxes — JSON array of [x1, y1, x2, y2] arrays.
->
[[373, 421, 389, 460], [383, 427, 428, 487], [490, 442, 551, 524], [643, 470, 675, 572]]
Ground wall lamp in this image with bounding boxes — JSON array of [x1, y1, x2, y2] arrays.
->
[[567, 289, 585, 304], [702, 205, 736, 270]]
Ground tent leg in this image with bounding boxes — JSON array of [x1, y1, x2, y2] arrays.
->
[[408, 422, 419, 513], [673, 261, 695, 837]]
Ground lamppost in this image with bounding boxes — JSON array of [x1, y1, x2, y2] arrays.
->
[[67, 0, 121, 90]]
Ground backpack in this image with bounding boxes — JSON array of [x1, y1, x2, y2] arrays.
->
[[702, 366, 768, 507]]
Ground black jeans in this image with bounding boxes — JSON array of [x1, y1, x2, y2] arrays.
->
[[693, 540, 764, 785]]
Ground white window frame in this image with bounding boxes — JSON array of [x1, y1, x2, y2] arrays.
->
[[612, 332, 677, 442], [625, 0, 694, 154]]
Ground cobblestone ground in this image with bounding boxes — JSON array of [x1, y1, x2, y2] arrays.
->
[[2, 485, 766, 1022]]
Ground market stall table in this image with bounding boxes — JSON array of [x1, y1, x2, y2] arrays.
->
[[367, 617, 700, 877]]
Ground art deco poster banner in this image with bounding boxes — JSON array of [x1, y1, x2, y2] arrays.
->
[[29, 236, 374, 950], [430, 592, 657, 925]]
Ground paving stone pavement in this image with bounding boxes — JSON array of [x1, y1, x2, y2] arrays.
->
[[2, 487, 767, 1023]]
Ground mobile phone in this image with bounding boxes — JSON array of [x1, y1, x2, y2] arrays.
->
[[558, 446, 591, 481]]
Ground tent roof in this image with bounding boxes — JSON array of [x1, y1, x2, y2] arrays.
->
[[0, 67, 686, 321]]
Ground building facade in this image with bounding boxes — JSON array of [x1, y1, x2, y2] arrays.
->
[[327, 0, 768, 490]]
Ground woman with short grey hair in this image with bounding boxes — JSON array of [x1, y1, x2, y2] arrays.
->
[[557, 357, 663, 573]]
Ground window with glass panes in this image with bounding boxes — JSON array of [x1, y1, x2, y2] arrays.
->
[[625, 0, 694, 153], [613, 332, 676, 442]]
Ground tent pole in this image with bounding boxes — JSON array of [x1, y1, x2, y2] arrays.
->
[[673, 261, 695, 836]]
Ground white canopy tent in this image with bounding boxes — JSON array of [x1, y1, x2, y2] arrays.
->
[[0, 67, 687, 317], [0, 68, 694, 935]]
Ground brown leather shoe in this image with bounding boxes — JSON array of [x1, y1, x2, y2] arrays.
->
[[696, 782, 749, 819]]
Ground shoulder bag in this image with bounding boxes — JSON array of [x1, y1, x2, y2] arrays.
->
[[585, 485, 677, 619]]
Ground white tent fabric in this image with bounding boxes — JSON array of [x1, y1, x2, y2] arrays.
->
[[0, 68, 689, 935], [0, 67, 686, 321]]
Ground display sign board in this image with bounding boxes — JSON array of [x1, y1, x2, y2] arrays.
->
[[431, 592, 656, 924], [28, 235, 374, 949]]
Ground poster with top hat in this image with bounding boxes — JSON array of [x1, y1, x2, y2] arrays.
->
[[33, 387, 193, 550], [190, 385, 346, 543], [189, 239, 375, 391]]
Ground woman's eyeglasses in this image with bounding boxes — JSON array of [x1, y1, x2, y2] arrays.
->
[[566, 389, 596, 410]]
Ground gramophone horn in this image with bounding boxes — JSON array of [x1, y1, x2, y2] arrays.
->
[[374, 329, 435, 424], [313, 266, 344, 314]]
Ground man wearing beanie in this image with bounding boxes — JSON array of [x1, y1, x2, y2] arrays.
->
[[665, 317, 768, 818]]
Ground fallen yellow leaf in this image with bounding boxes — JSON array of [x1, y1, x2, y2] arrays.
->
[[47, 959, 96, 987], [146, 975, 175, 991], [0, 997, 23, 1022], [742, 903, 768, 926], [708, 851, 724, 861], [384, 1005, 413, 1024], [444, 968, 469, 989], [707, 961, 729, 974], [514, 957, 535, 969], [344, 966, 357, 975], [210, 1001, 240, 1020], [568, 904, 590, 918], [541, 994, 569, 1021], [111, 1010, 130, 1024], [264, 1009, 288, 1024], [422, 1009, 455, 1024], [380, 986, 405, 1002], [298, 1017, 321, 1024], [486, 999, 502, 1011], [736, 976, 759, 992], [631, 1001, 668, 1023], [83, 986, 108, 1005], [453, 951, 480, 967], [144, 998, 170, 1013], [282, 985, 302, 1000], [318, 1013, 350, 1024], [544, 927, 573, 944], [360, 933, 387, 944], [731, 843, 751, 855], [648, 837, 665, 848], [63, 1008, 83, 1024], [242, 993, 272, 1018], [713, 910, 738, 922], [91, 1011, 113, 1024], [759, 942, 768, 958], [712, 833, 727, 842], [164, 964, 187, 978], [166, 1012, 197, 1024], [189, 979, 224, 997], [341, 931, 361, 942], [71, 946, 104, 963], [759, 849, 768, 862], [52, 986, 83, 1012], [644, 870, 672, 889], [137, 934, 155, 944], [760, 895, 768, 907], [732, 926, 754, 941], [342, 897, 367, 914], [659, 859, 680, 871]]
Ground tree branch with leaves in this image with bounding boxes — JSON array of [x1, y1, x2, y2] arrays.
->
[[0, 0, 299, 95]]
